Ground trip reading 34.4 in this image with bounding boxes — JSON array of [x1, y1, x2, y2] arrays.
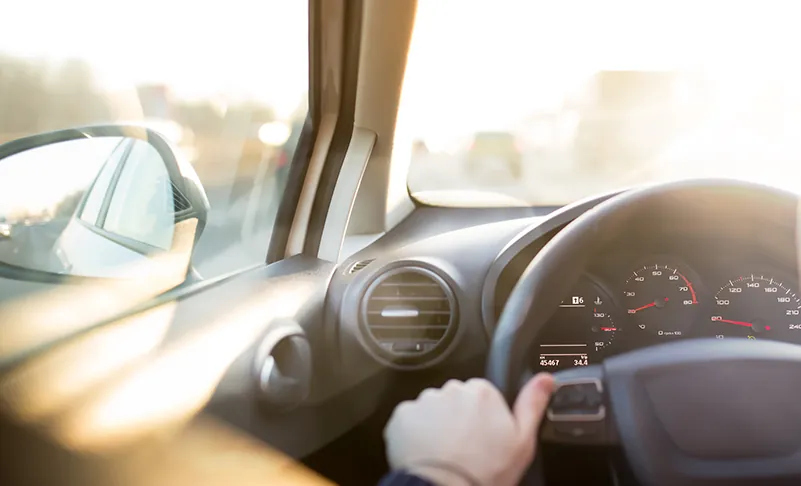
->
[[535, 277, 618, 370]]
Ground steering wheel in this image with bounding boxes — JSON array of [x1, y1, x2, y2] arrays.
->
[[486, 179, 801, 486]]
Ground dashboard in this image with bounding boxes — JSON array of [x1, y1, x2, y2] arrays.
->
[[335, 181, 801, 383]]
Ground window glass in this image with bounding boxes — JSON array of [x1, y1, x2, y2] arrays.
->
[[401, 1, 801, 207], [103, 140, 174, 250], [79, 140, 129, 225], [0, 0, 308, 277]]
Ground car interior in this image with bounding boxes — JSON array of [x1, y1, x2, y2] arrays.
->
[[2, 1, 801, 486]]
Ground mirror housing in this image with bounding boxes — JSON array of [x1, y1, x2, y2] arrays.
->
[[0, 125, 209, 281]]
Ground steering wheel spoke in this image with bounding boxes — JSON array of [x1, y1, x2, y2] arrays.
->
[[539, 365, 619, 446]]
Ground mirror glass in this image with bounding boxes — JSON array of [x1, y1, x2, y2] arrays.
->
[[0, 137, 180, 277]]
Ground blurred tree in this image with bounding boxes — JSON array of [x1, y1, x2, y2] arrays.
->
[[226, 102, 275, 126], [173, 101, 225, 135], [52, 190, 85, 220], [0, 55, 110, 136], [46, 59, 111, 128], [0, 55, 49, 132]]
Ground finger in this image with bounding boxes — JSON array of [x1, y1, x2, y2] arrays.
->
[[442, 379, 463, 391], [512, 372, 555, 438]]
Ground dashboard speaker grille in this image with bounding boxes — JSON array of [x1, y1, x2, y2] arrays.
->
[[361, 266, 457, 367]]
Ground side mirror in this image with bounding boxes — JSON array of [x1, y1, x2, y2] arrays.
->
[[0, 125, 209, 281]]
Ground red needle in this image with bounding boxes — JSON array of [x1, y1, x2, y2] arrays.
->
[[716, 318, 753, 327], [628, 298, 669, 314], [629, 302, 656, 313]]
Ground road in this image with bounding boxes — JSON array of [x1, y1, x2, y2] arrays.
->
[[407, 151, 642, 206], [408, 116, 801, 206], [190, 173, 282, 278]]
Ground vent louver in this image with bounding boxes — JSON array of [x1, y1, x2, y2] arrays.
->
[[171, 181, 191, 212], [361, 267, 457, 368], [348, 259, 375, 274]]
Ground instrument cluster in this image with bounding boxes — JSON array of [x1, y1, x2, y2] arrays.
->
[[534, 254, 801, 371]]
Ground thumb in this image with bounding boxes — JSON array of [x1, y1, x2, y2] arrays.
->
[[513, 373, 555, 438]]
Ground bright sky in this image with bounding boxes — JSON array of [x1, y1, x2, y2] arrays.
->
[[399, 0, 801, 149], [0, 138, 122, 217], [0, 0, 308, 118]]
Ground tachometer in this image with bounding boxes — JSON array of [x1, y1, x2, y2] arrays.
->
[[623, 264, 700, 337], [710, 275, 801, 341]]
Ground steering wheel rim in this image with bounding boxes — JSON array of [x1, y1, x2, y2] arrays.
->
[[486, 179, 801, 486]]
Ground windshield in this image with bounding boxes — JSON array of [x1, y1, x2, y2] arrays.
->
[[401, 1, 801, 207]]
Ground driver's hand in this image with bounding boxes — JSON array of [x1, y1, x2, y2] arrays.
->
[[384, 374, 554, 486]]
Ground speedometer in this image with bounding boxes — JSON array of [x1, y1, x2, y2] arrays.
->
[[710, 275, 801, 341]]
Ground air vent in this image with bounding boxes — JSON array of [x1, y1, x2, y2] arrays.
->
[[171, 181, 191, 212], [360, 267, 457, 368], [348, 259, 375, 274]]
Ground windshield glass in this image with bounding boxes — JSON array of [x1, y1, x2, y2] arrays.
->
[[401, 1, 801, 207]]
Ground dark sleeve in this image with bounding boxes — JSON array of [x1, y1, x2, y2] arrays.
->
[[377, 470, 437, 486]]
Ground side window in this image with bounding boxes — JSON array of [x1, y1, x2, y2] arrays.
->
[[0, 2, 308, 279], [79, 140, 129, 225], [102, 140, 175, 250]]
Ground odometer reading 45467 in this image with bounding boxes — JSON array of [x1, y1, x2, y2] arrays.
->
[[711, 275, 801, 341]]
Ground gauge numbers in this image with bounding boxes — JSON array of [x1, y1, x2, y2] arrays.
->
[[623, 264, 700, 337], [711, 274, 801, 341], [536, 277, 618, 370]]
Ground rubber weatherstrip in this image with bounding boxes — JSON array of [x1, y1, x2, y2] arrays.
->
[[266, 0, 324, 264], [302, 0, 363, 256]]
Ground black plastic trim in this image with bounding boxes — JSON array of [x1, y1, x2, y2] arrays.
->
[[480, 190, 622, 337], [360, 266, 457, 368], [352, 260, 462, 371]]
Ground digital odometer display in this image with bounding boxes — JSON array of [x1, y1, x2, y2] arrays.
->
[[535, 277, 618, 371]]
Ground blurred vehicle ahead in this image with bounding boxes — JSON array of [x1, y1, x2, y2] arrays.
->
[[412, 139, 430, 157], [274, 120, 304, 171], [0, 222, 10, 239], [571, 71, 707, 173], [270, 120, 304, 198], [465, 131, 523, 180]]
